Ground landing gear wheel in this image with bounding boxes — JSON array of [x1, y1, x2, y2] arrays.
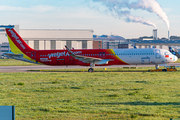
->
[[88, 68, 94, 73]]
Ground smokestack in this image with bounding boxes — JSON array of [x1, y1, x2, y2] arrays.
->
[[168, 30, 170, 40], [153, 29, 158, 40]]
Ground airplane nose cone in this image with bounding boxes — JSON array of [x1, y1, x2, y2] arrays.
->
[[174, 55, 178, 62]]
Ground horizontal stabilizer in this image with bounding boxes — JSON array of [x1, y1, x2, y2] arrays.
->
[[3, 52, 23, 58], [3, 53, 40, 64]]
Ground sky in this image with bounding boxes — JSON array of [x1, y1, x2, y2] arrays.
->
[[0, 0, 180, 39]]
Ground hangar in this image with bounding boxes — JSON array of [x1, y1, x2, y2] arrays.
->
[[0, 25, 94, 56], [0, 25, 94, 50], [20, 29, 94, 50]]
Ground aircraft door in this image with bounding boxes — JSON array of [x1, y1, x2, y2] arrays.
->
[[31, 51, 36, 60], [69, 55, 74, 63], [57, 59, 65, 65], [155, 50, 161, 59], [99, 52, 106, 58], [141, 57, 150, 64]]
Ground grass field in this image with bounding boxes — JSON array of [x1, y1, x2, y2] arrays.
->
[[0, 72, 180, 120], [0, 59, 37, 66]]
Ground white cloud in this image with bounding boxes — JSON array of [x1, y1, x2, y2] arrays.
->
[[0, 5, 61, 12], [0, 5, 25, 11], [30, 5, 61, 12]]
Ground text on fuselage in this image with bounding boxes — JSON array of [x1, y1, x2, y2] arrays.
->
[[9, 30, 26, 49], [48, 51, 82, 59]]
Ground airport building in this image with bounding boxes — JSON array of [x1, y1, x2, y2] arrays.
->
[[0, 25, 19, 56], [93, 34, 180, 50], [93, 35, 132, 49], [0, 42, 11, 56], [21, 29, 94, 50], [131, 39, 180, 50], [0, 25, 94, 50], [93, 41, 102, 49], [0, 25, 94, 55]]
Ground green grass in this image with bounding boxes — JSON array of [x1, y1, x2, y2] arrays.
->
[[175, 59, 180, 63], [0, 72, 180, 119], [0, 59, 37, 66]]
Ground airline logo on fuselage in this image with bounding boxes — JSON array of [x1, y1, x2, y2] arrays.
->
[[9, 30, 26, 49], [48, 51, 82, 59]]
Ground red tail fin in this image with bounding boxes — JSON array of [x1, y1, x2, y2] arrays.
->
[[6, 28, 34, 53]]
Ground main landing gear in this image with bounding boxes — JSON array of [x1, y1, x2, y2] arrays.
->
[[88, 63, 95, 73], [88, 68, 94, 72]]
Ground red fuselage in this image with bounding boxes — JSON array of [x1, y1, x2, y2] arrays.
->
[[30, 49, 128, 66]]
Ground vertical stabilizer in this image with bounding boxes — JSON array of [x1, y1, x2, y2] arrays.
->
[[0, 25, 35, 61], [6, 28, 34, 54]]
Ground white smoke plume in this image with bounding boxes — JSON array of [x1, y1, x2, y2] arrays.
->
[[129, 0, 170, 29], [115, 10, 157, 28], [90, 0, 157, 28], [90, 0, 169, 29], [125, 14, 157, 28]]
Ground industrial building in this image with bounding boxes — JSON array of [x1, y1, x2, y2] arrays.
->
[[130, 29, 180, 50], [21, 29, 94, 50], [0, 25, 19, 44], [132, 39, 180, 50], [0, 25, 94, 50], [0, 25, 19, 56], [93, 35, 130, 49], [0, 25, 94, 55], [93, 41, 102, 49], [0, 42, 11, 56]]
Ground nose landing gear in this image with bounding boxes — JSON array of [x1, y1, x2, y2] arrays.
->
[[155, 64, 159, 69]]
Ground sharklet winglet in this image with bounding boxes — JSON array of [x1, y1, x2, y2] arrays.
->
[[65, 45, 74, 55]]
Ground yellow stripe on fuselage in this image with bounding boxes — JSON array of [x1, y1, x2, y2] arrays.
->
[[110, 49, 127, 63]]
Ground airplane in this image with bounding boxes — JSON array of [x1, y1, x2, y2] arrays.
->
[[0, 25, 178, 72]]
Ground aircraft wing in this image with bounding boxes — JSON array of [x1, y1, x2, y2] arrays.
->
[[65, 45, 113, 65]]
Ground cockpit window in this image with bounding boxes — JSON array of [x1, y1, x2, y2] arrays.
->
[[164, 52, 170, 55]]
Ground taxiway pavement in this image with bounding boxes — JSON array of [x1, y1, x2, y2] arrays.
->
[[0, 63, 179, 72]]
